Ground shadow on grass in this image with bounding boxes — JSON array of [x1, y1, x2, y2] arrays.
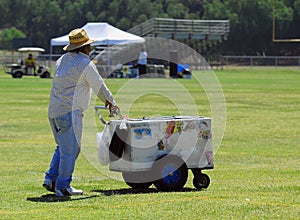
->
[[27, 194, 99, 203], [27, 188, 200, 202], [92, 187, 198, 196]]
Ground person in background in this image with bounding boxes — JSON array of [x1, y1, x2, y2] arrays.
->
[[43, 28, 119, 197], [137, 48, 147, 76], [25, 53, 36, 75]]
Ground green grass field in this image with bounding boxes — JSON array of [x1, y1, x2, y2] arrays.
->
[[0, 68, 299, 219]]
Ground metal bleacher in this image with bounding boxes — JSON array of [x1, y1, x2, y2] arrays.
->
[[92, 18, 230, 77], [127, 18, 230, 53]]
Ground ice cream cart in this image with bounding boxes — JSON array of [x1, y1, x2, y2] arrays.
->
[[96, 106, 213, 191]]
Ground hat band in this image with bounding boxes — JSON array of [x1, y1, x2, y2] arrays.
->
[[70, 38, 89, 45]]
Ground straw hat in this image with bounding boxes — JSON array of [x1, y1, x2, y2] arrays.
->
[[63, 28, 95, 51]]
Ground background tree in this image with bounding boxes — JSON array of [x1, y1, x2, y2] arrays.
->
[[226, 0, 274, 55], [0, 0, 299, 55], [291, 0, 300, 38], [26, 0, 63, 48], [0, 27, 25, 50]]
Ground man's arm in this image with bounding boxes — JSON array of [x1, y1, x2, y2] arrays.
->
[[84, 62, 119, 115]]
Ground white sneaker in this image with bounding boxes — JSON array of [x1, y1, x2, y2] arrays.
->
[[56, 187, 83, 197], [42, 179, 55, 192]]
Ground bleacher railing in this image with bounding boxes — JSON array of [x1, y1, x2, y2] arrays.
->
[[128, 18, 230, 39]]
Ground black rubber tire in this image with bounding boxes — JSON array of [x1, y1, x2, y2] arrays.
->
[[152, 154, 188, 191], [13, 71, 23, 78], [44, 72, 51, 78], [193, 173, 210, 189], [122, 171, 152, 189]]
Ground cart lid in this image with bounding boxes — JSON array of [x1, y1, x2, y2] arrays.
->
[[110, 116, 209, 124], [18, 47, 45, 53]]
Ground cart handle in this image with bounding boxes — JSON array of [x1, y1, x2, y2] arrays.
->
[[94, 106, 122, 125]]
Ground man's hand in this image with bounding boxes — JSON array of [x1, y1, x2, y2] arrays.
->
[[105, 100, 120, 117], [109, 105, 120, 117]]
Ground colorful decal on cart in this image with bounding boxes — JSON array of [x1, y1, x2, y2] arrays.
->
[[199, 121, 208, 130], [133, 128, 152, 140], [157, 140, 165, 150], [165, 121, 183, 139], [175, 121, 183, 133], [205, 151, 213, 164], [197, 121, 211, 139], [183, 121, 196, 131], [165, 121, 175, 138], [198, 130, 211, 139]]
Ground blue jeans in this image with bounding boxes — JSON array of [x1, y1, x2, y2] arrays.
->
[[45, 110, 83, 190]]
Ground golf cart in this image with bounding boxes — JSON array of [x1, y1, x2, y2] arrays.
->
[[5, 47, 51, 78]]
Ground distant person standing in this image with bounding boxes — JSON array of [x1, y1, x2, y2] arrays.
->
[[137, 48, 147, 76], [25, 54, 36, 75]]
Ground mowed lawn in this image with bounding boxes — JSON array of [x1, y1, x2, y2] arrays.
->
[[0, 68, 299, 219]]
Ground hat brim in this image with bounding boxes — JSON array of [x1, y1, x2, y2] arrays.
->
[[63, 39, 95, 51]]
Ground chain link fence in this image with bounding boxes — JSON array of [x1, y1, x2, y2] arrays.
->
[[221, 56, 300, 69], [2, 53, 300, 73]]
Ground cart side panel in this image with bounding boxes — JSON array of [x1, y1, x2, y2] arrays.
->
[[129, 122, 164, 163], [185, 118, 213, 169], [109, 120, 165, 171], [108, 116, 213, 172]]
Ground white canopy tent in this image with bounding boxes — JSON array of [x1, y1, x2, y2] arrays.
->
[[49, 22, 145, 71], [50, 22, 145, 49]]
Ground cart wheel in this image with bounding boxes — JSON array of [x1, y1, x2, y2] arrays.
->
[[122, 172, 152, 189], [153, 154, 188, 191], [44, 72, 51, 78], [193, 173, 210, 189], [13, 71, 23, 78]]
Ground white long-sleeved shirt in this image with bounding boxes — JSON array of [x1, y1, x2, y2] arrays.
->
[[48, 52, 116, 118]]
